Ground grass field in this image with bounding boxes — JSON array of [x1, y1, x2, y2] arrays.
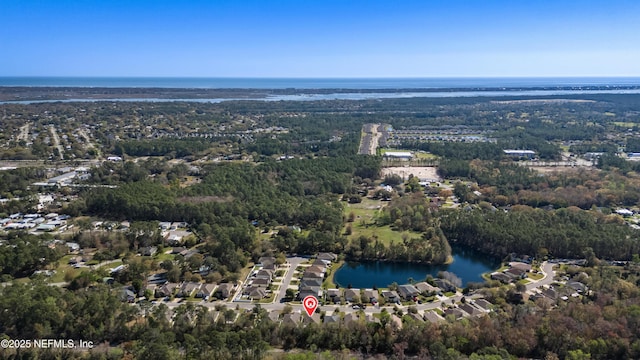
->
[[613, 121, 638, 128], [49, 255, 90, 283], [323, 260, 344, 289], [528, 272, 544, 281], [343, 198, 422, 246], [155, 251, 176, 262]]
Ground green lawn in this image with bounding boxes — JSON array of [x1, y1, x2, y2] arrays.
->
[[344, 198, 422, 246], [528, 272, 544, 281], [613, 121, 636, 127], [323, 260, 344, 288], [258, 292, 276, 303], [415, 152, 438, 160], [47, 255, 90, 283], [155, 252, 175, 262]]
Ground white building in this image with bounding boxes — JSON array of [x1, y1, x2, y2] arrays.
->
[[383, 151, 413, 160], [504, 150, 535, 159]]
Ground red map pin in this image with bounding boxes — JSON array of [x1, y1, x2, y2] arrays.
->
[[302, 295, 318, 317]]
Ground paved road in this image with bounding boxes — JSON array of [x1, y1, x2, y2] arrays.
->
[[526, 261, 556, 292], [358, 123, 383, 155], [5, 258, 559, 319], [77, 128, 98, 156], [49, 125, 64, 160], [274, 256, 306, 304], [18, 123, 30, 143], [159, 261, 558, 316]]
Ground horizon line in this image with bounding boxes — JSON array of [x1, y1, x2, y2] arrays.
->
[[2, 75, 640, 79]]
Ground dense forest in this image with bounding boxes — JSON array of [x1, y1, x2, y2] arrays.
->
[[440, 206, 640, 260]]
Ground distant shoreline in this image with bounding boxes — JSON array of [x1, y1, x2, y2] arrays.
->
[[2, 85, 640, 103], [1, 76, 640, 89]]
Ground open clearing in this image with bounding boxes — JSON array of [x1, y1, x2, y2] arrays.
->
[[343, 198, 422, 246], [381, 166, 441, 181]]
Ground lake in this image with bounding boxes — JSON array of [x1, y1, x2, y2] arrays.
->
[[333, 245, 501, 289]]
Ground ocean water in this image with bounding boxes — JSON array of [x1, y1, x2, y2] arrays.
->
[[1, 76, 640, 89]]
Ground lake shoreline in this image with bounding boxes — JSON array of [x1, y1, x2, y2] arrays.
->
[[333, 246, 501, 289]]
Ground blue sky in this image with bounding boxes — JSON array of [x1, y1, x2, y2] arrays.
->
[[1, 0, 639, 77]]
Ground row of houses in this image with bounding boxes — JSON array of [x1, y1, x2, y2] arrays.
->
[[326, 281, 447, 306], [529, 280, 588, 305], [298, 253, 337, 301], [143, 282, 236, 300], [490, 262, 532, 284], [241, 256, 279, 301], [274, 298, 493, 328], [1, 212, 70, 232], [442, 299, 494, 320]]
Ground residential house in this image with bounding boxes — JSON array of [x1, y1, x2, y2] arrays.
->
[[263, 262, 277, 271], [171, 247, 186, 254], [363, 289, 379, 304], [444, 308, 466, 320], [178, 282, 200, 297], [490, 272, 513, 283], [305, 265, 326, 276], [302, 269, 323, 279], [459, 303, 484, 317], [397, 284, 420, 300], [147, 273, 168, 284], [268, 311, 281, 323], [141, 246, 158, 256], [381, 290, 399, 303], [434, 278, 457, 292], [473, 299, 493, 312], [252, 278, 270, 287], [182, 249, 199, 259], [258, 256, 276, 267], [302, 313, 321, 325], [36, 223, 57, 232], [509, 262, 532, 272], [165, 230, 192, 245], [298, 287, 322, 301], [423, 311, 445, 323], [215, 283, 234, 299], [66, 242, 81, 253], [326, 288, 341, 302], [317, 252, 337, 263], [567, 281, 587, 293], [156, 282, 179, 298], [505, 267, 527, 279], [255, 269, 274, 280], [248, 287, 267, 300], [408, 313, 424, 322], [312, 258, 328, 267], [120, 288, 136, 303], [414, 282, 439, 295], [196, 284, 216, 298], [299, 278, 322, 289], [344, 288, 361, 303], [323, 314, 341, 324], [282, 312, 301, 326]]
